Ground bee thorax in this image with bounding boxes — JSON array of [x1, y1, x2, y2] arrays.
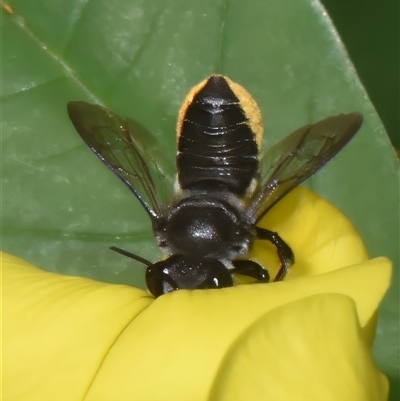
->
[[154, 196, 254, 259]]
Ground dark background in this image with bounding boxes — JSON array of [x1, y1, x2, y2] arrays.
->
[[318, 2, 399, 398], [322, 0, 399, 149]]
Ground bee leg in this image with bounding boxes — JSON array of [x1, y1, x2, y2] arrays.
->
[[231, 260, 270, 282], [255, 227, 294, 281]]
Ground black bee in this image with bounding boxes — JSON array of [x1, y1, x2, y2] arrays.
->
[[67, 75, 363, 297]]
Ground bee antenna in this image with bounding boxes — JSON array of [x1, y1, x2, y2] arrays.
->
[[109, 246, 154, 267]]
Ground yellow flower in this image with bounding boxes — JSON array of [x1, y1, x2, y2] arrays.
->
[[2, 187, 391, 401]]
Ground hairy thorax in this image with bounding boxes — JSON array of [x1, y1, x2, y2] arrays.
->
[[154, 194, 255, 260]]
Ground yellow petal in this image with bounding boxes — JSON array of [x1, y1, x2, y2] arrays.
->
[[85, 258, 391, 401], [209, 294, 389, 401], [252, 187, 369, 280], [2, 252, 152, 401]]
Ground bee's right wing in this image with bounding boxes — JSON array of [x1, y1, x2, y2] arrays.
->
[[67, 101, 174, 220]]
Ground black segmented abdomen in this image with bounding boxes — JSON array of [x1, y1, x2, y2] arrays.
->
[[177, 76, 259, 195]]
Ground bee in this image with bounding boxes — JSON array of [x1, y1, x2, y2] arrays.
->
[[67, 75, 363, 297]]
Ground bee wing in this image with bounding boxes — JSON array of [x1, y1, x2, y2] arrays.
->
[[246, 113, 363, 222], [67, 101, 173, 220]]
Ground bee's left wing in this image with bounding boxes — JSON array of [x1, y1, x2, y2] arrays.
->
[[67, 101, 173, 220], [246, 113, 363, 222]]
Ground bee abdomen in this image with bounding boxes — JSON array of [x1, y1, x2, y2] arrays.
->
[[177, 76, 260, 195]]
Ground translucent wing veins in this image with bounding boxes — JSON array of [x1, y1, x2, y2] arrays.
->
[[247, 113, 363, 222], [67, 101, 167, 220]]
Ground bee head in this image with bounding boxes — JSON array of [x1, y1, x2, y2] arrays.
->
[[146, 255, 234, 298]]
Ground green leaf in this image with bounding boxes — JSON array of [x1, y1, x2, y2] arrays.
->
[[2, 0, 398, 396]]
